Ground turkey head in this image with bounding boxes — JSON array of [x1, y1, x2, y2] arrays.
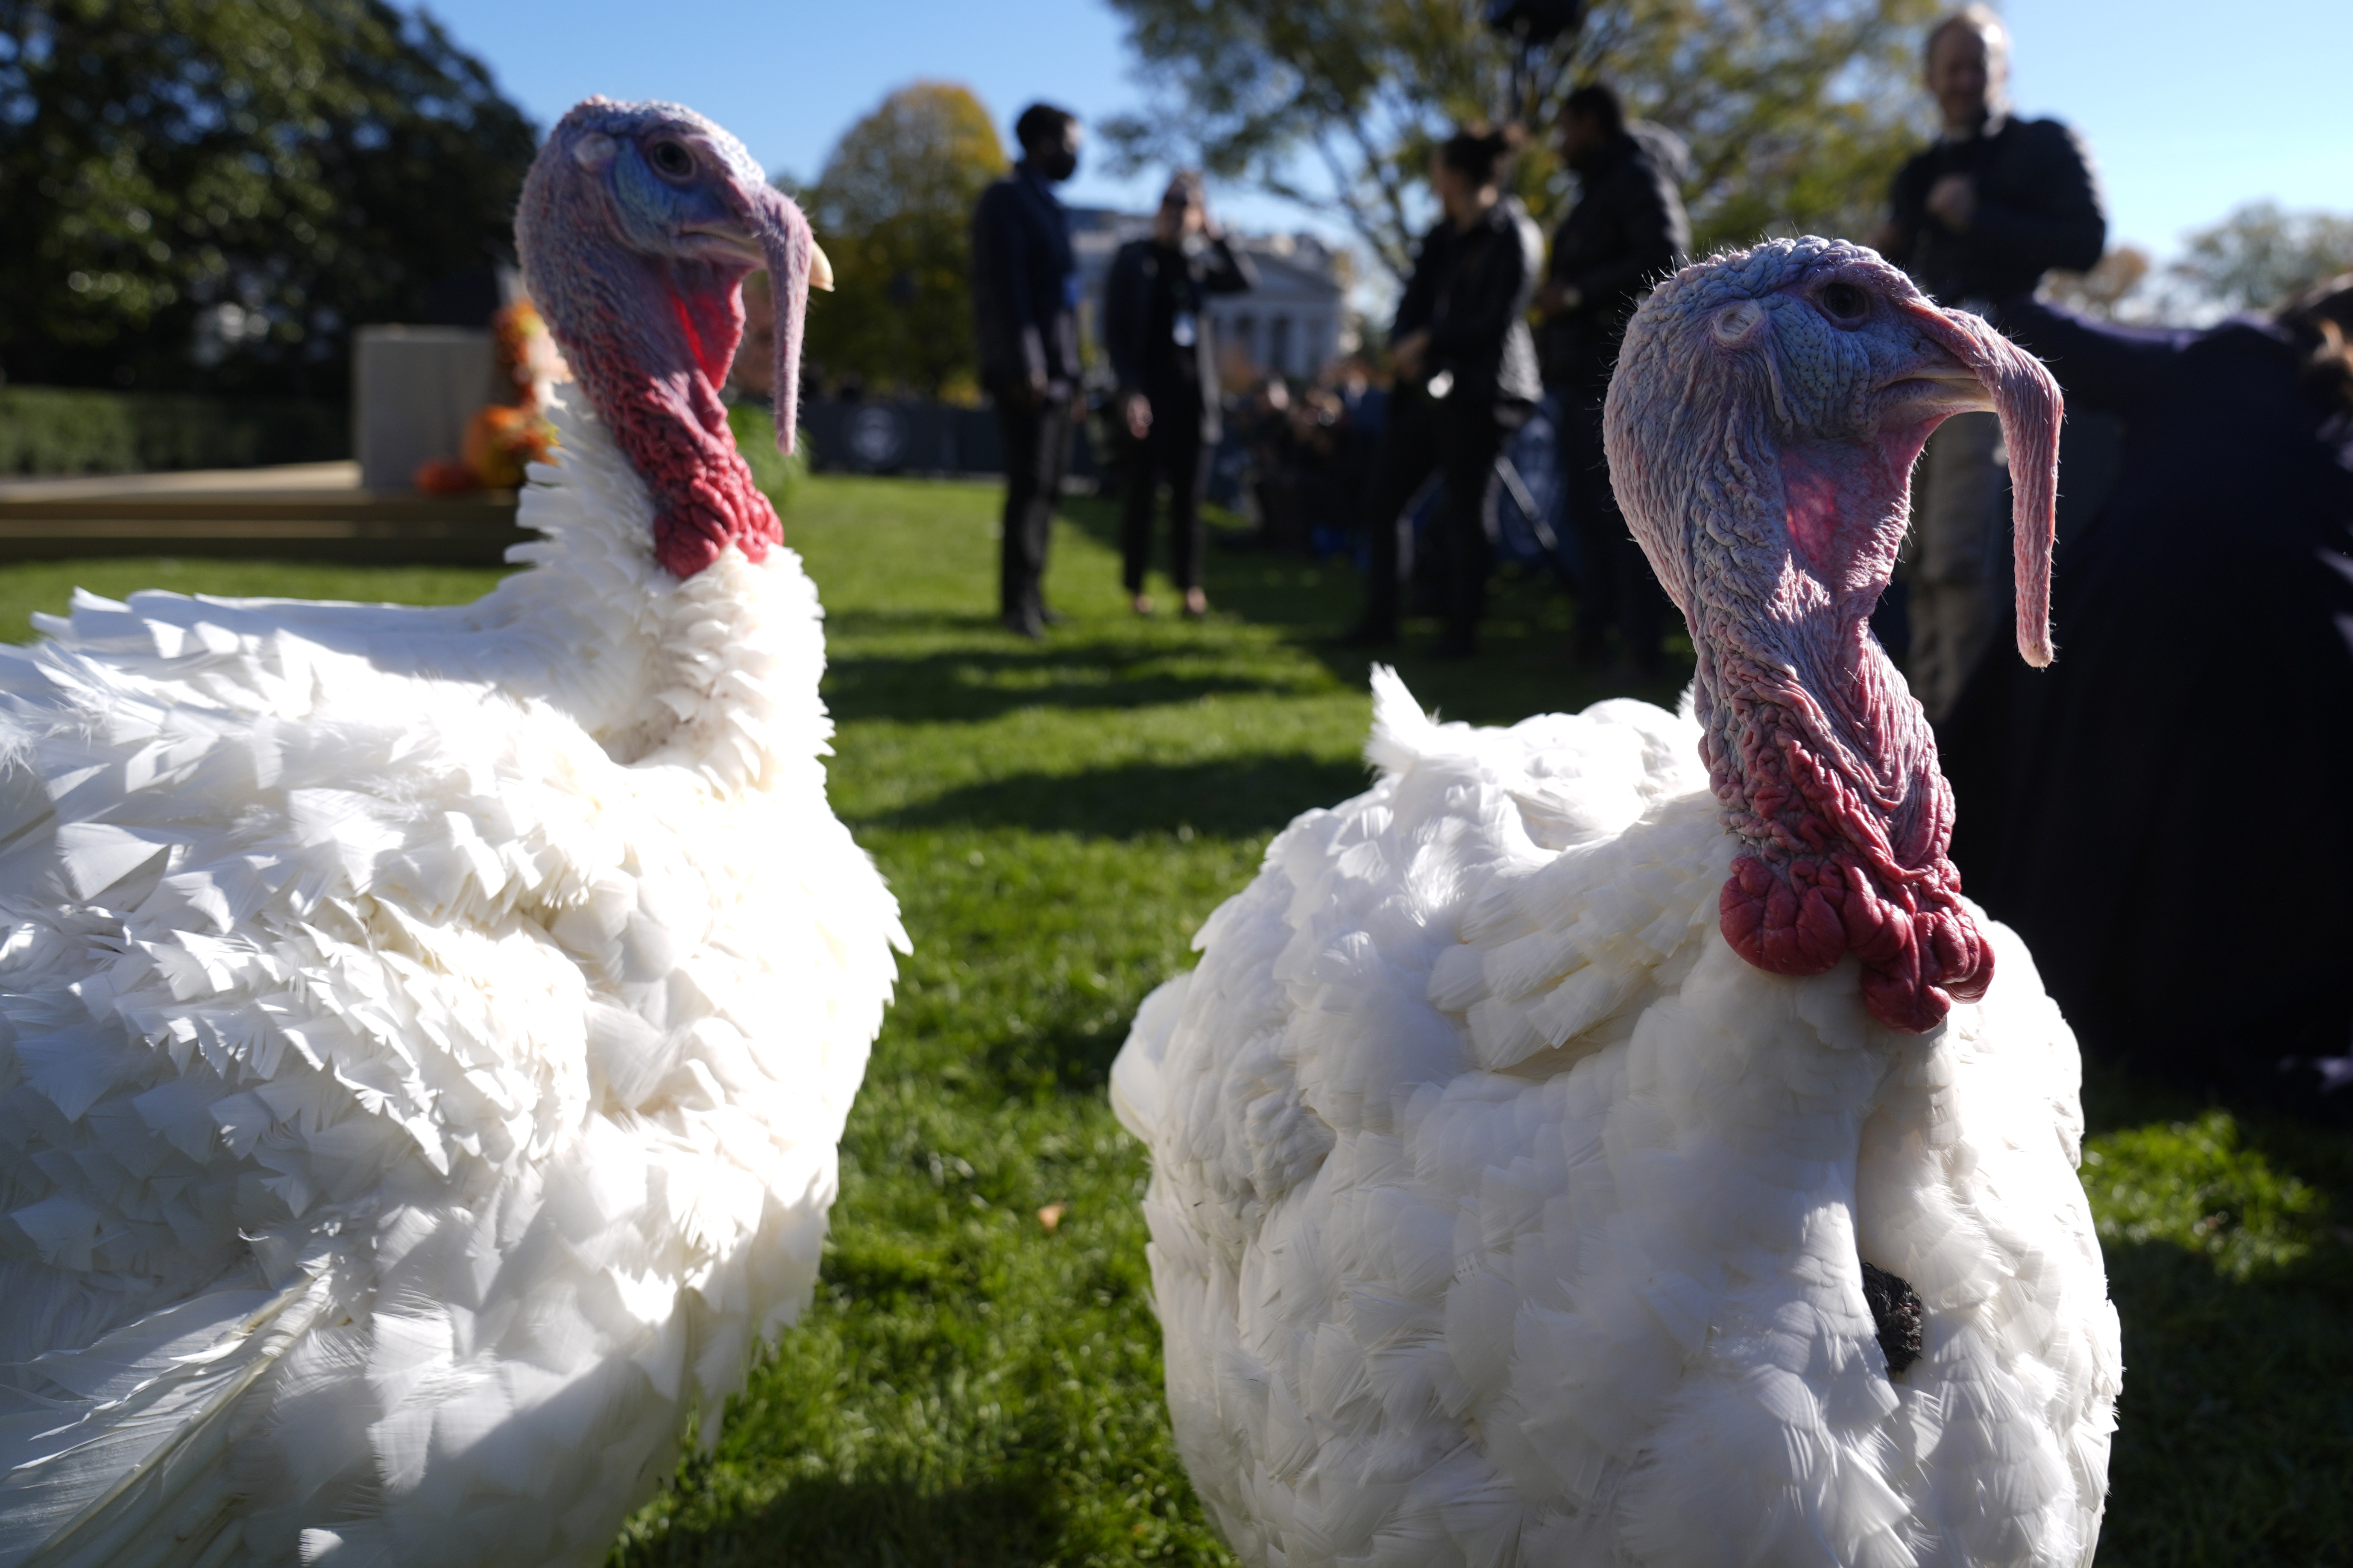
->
[[1603, 237, 2060, 1034], [517, 97, 833, 577]]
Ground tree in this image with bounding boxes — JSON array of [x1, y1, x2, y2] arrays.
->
[[800, 82, 1004, 401], [2169, 200, 2353, 314], [1100, 0, 1937, 284], [0, 0, 536, 396], [2039, 246, 2152, 321]]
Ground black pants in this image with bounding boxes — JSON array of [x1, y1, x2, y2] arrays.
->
[[995, 391, 1076, 624], [1120, 404, 1207, 594], [1558, 390, 1667, 667], [1359, 391, 1515, 643]]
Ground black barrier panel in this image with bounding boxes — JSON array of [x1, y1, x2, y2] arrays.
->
[[796, 398, 1096, 480]]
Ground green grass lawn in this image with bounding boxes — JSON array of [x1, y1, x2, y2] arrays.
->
[[6, 476, 2345, 1567]]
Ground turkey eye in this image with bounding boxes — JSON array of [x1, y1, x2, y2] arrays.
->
[[1819, 281, 1867, 323], [648, 140, 694, 179]]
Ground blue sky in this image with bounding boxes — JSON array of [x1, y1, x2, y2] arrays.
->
[[429, 0, 2349, 264]]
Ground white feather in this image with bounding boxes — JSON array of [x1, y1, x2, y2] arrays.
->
[[0, 389, 905, 1567], [1113, 670, 2119, 1568]]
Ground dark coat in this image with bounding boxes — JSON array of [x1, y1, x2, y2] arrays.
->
[[1539, 129, 1691, 393], [1940, 300, 2353, 1117], [971, 163, 1081, 394], [1883, 115, 2105, 306], [1392, 197, 1544, 411], [1103, 234, 1257, 441]]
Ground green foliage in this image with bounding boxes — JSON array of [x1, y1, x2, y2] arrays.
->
[[0, 0, 536, 396], [0, 385, 347, 474], [1100, 0, 1938, 279], [2077, 1071, 2353, 1565], [725, 401, 808, 513], [2169, 200, 2353, 313], [802, 83, 1005, 401], [0, 493, 2346, 1564], [2082, 1109, 2328, 1283]]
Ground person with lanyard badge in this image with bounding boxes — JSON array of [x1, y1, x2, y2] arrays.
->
[[1867, 5, 2105, 720], [1342, 124, 1544, 660], [1104, 172, 1257, 617], [972, 102, 1087, 640]]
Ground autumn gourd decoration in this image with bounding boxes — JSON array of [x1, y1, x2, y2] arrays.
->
[[414, 300, 565, 494]]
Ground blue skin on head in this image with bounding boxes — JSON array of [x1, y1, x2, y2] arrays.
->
[[517, 96, 818, 573], [578, 101, 776, 273], [1598, 236, 2060, 1032]]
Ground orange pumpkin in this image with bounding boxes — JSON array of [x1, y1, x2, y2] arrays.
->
[[462, 404, 556, 489]]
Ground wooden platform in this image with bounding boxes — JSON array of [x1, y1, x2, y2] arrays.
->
[[0, 462, 528, 565]]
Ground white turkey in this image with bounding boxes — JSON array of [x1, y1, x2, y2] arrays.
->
[[1111, 237, 2120, 1567], [0, 97, 903, 1566]]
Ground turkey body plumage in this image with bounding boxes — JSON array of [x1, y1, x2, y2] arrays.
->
[[1112, 670, 2119, 1568], [0, 390, 904, 1567]]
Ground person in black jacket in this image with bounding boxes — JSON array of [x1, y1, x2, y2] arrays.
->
[[972, 102, 1084, 639], [1103, 173, 1256, 617], [1940, 282, 2353, 1124], [1343, 125, 1544, 659], [1537, 82, 1691, 675], [1867, 6, 2105, 718]]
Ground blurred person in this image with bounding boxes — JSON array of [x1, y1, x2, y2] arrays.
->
[[1868, 5, 2104, 718], [1343, 125, 1543, 658], [1270, 374, 1363, 559], [1243, 376, 1308, 553], [1536, 81, 1691, 676], [1105, 172, 1257, 617], [1281, 356, 1386, 560], [1941, 280, 2353, 1123], [1324, 357, 1387, 556], [973, 102, 1084, 639], [1248, 361, 1388, 561]]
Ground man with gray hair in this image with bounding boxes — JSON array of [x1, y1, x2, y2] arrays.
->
[[1869, 4, 2104, 720]]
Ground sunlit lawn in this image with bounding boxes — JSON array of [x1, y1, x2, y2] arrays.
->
[[5, 474, 2344, 1567]]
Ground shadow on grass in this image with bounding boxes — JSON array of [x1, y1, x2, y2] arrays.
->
[[613, 1469, 1072, 1568], [2074, 1064, 2353, 1566], [821, 636, 1318, 727], [1057, 494, 1697, 728], [869, 754, 1369, 840], [984, 1010, 1134, 1098], [813, 495, 1689, 733]]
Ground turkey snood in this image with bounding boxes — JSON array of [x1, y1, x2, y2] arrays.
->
[[519, 97, 821, 577], [1606, 239, 2059, 1033]]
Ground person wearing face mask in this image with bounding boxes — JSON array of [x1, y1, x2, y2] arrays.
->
[[1342, 124, 1544, 660], [973, 102, 1085, 640], [1103, 172, 1257, 618], [1867, 6, 2105, 720]]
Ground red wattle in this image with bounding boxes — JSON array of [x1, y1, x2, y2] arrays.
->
[[1703, 645, 1991, 1034], [560, 316, 780, 578]]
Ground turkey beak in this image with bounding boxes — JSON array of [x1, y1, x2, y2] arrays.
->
[[1901, 300, 2064, 668]]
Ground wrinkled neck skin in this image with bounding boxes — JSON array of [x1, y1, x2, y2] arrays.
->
[[548, 237, 780, 577], [1694, 408, 1990, 1034]]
